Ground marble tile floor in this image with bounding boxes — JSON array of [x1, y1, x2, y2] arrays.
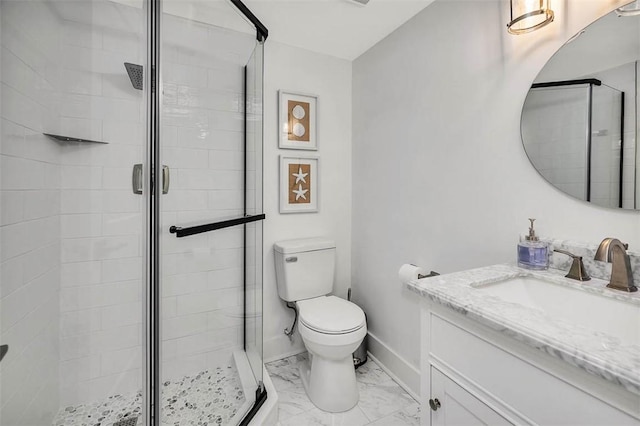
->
[[266, 353, 420, 426], [52, 364, 245, 426]]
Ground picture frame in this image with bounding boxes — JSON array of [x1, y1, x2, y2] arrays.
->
[[280, 155, 319, 213], [278, 90, 318, 150]]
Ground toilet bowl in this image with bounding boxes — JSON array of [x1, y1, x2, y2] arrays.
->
[[273, 237, 368, 413], [297, 295, 367, 412]]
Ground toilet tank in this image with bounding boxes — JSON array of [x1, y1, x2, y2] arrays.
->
[[274, 237, 336, 302]]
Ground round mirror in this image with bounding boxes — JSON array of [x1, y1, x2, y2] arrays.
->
[[521, 7, 639, 210]]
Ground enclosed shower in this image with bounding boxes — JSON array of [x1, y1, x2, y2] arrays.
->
[[0, 0, 267, 425], [522, 79, 627, 209]]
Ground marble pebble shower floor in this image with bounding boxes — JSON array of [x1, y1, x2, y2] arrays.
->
[[52, 353, 420, 426], [52, 364, 245, 426]]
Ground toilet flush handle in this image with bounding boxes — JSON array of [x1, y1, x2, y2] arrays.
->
[[285, 256, 298, 263], [429, 398, 441, 411]]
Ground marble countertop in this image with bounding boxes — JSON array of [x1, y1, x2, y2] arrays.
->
[[406, 264, 640, 396]]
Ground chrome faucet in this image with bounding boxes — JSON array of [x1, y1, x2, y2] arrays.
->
[[594, 238, 637, 292]]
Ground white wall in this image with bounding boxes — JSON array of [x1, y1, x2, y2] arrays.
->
[[352, 0, 640, 395], [0, 1, 62, 424], [262, 42, 352, 361]]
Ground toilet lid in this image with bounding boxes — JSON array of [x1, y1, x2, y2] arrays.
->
[[297, 296, 366, 335]]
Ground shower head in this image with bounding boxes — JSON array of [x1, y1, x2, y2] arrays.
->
[[124, 62, 143, 90]]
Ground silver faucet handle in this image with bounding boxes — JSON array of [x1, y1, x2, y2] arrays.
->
[[553, 249, 591, 281]]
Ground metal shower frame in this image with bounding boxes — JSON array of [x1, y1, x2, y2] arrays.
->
[[145, 1, 268, 424]]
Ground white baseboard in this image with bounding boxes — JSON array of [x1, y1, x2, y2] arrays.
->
[[367, 332, 420, 400]]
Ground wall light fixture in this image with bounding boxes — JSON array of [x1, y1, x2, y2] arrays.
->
[[616, 0, 640, 17], [507, 0, 554, 35]]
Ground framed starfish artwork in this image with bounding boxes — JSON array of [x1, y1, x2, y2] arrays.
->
[[280, 155, 319, 213], [278, 90, 318, 150]]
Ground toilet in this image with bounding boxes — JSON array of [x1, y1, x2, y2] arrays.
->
[[274, 237, 367, 413]]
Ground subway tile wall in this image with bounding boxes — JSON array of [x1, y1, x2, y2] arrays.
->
[[56, 3, 146, 405], [522, 87, 590, 202], [159, 14, 257, 381], [0, 1, 62, 424]]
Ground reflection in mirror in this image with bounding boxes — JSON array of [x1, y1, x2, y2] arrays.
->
[[521, 10, 639, 210]]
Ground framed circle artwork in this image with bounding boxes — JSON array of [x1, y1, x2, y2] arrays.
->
[[278, 90, 318, 150]]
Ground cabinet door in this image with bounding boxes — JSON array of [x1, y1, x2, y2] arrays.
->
[[430, 367, 512, 426]]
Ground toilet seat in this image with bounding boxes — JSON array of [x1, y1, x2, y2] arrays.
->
[[297, 295, 365, 335]]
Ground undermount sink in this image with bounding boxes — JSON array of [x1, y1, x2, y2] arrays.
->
[[474, 276, 640, 347]]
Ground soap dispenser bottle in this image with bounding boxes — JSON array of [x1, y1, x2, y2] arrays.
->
[[517, 218, 549, 270]]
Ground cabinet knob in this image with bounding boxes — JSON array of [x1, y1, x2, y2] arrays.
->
[[429, 398, 441, 411]]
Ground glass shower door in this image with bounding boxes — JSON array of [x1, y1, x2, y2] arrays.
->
[[590, 84, 624, 208], [244, 38, 265, 400], [158, 2, 265, 424], [0, 0, 266, 424], [0, 0, 148, 424]]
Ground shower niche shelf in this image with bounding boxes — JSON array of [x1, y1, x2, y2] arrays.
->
[[44, 133, 108, 145]]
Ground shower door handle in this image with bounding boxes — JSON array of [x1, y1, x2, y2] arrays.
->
[[132, 164, 169, 194], [132, 164, 143, 194], [162, 165, 170, 194]]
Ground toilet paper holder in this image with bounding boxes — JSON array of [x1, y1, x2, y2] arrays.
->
[[418, 271, 440, 279]]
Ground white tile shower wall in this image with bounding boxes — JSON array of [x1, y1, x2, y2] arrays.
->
[[352, 0, 640, 395], [521, 87, 589, 202], [56, 4, 146, 406], [159, 15, 256, 380], [0, 1, 62, 424]]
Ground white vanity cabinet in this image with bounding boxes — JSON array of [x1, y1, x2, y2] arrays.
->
[[421, 302, 640, 426], [430, 366, 510, 425]]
